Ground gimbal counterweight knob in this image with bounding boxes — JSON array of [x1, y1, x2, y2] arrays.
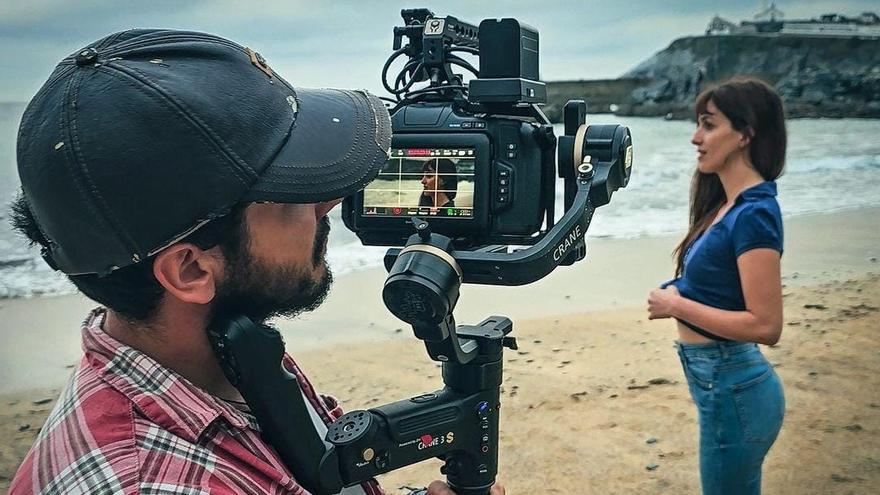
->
[[383, 230, 462, 327]]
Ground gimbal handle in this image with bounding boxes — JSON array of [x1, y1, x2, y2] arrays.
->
[[208, 312, 511, 495], [326, 317, 513, 495], [207, 316, 346, 493]]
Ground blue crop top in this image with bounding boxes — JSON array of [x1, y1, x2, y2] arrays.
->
[[662, 181, 784, 341]]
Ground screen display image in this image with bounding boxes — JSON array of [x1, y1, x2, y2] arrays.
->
[[363, 148, 476, 219]]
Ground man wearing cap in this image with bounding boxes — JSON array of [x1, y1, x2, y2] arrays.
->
[[8, 29, 502, 495]]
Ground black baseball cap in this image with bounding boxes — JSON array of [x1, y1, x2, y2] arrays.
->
[[16, 29, 391, 275]]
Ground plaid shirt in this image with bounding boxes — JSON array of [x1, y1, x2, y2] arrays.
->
[[9, 309, 382, 495]]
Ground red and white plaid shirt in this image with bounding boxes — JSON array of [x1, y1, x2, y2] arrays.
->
[[9, 309, 382, 495]]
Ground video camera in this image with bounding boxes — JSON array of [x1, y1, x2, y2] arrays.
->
[[210, 9, 633, 495]]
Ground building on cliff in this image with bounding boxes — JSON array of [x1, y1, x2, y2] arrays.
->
[[706, 4, 880, 38]]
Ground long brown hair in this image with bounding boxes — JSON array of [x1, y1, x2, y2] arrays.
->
[[673, 77, 787, 276]]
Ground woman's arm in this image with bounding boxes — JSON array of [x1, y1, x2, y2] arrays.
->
[[648, 248, 783, 345]]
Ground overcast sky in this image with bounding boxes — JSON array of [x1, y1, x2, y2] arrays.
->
[[1, 0, 877, 101]]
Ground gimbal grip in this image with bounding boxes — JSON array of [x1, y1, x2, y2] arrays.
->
[[208, 315, 344, 494]]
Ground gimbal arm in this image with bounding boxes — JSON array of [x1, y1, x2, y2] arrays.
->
[[384, 162, 597, 286]]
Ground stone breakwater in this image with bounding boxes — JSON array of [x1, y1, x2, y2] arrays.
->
[[544, 35, 880, 121]]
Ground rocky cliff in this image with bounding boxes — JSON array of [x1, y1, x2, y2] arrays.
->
[[545, 35, 880, 120]]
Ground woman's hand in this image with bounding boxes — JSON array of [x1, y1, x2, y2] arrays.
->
[[426, 480, 505, 494], [647, 285, 681, 320]]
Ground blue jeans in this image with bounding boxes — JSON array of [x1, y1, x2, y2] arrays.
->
[[677, 341, 785, 495]]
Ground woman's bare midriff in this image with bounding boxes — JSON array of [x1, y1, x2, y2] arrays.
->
[[676, 320, 716, 343]]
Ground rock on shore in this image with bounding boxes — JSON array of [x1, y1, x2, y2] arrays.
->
[[545, 34, 880, 120]]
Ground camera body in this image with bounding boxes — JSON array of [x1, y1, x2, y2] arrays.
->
[[342, 11, 559, 247], [343, 103, 551, 246]]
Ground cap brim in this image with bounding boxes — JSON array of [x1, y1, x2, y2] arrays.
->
[[242, 88, 392, 204]]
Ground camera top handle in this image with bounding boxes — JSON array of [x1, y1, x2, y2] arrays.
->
[[385, 9, 479, 106]]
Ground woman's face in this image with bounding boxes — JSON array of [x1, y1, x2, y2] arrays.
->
[[691, 99, 748, 174], [421, 166, 438, 193]]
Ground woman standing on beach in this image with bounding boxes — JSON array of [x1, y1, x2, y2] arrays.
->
[[647, 77, 787, 494]]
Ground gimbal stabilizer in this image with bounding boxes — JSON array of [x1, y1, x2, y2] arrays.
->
[[207, 101, 631, 495]]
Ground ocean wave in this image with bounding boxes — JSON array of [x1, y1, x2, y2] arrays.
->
[[0, 242, 389, 300], [3, 117, 878, 299], [787, 154, 880, 173], [0, 254, 76, 299]]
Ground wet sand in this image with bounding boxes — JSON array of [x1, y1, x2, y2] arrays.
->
[[1, 206, 879, 493]]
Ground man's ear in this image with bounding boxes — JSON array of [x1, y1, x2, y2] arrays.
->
[[152, 244, 222, 305]]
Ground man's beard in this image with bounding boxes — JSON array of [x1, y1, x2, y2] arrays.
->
[[212, 216, 333, 323]]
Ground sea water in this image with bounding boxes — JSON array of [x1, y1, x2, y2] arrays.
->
[[2, 102, 879, 298]]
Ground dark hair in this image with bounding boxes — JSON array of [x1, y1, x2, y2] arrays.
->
[[674, 77, 786, 276], [423, 158, 458, 199], [10, 191, 247, 322]]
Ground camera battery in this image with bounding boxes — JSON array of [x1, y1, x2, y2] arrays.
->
[[477, 18, 539, 80]]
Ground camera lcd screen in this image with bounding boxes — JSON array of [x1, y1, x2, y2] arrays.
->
[[362, 148, 476, 219]]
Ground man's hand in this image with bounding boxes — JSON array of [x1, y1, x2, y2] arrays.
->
[[647, 285, 680, 320], [426, 480, 505, 494]]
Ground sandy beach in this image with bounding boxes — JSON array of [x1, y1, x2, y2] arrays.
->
[[1, 206, 878, 494]]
